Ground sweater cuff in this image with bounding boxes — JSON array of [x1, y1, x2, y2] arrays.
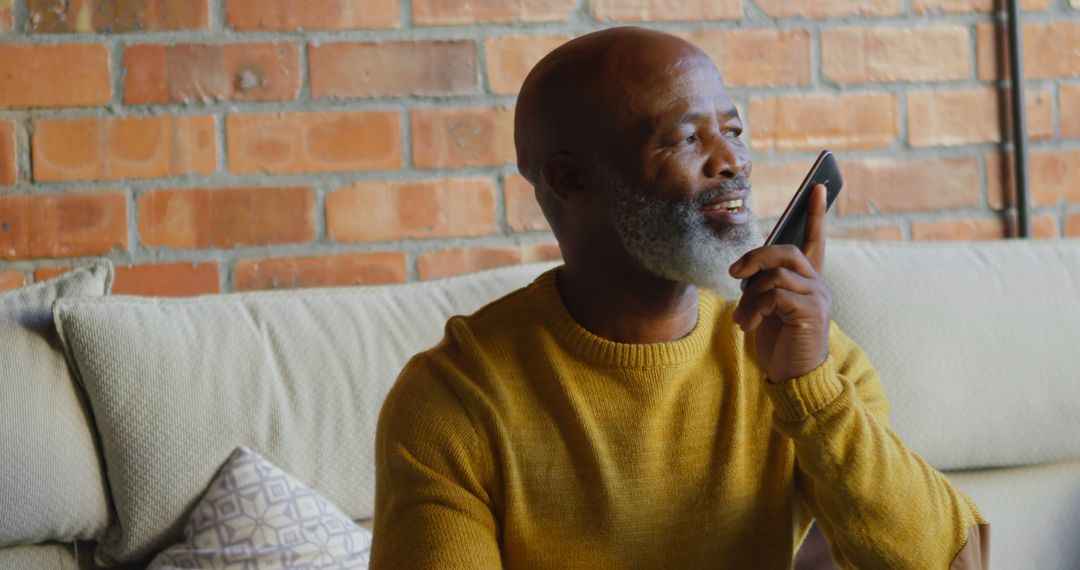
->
[[763, 357, 844, 422]]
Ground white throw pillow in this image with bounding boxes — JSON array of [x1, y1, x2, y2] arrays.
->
[[0, 261, 113, 546], [150, 447, 371, 570]]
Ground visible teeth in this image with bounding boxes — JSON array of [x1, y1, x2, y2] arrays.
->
[[703, 199, 744, 211]]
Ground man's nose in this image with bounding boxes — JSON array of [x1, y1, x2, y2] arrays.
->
[[702, 136, 748, 179]]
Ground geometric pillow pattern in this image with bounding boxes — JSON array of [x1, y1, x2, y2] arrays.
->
[[149, 447, 371, 569]]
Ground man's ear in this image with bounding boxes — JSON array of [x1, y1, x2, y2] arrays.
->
[[540, 152, 586, 202]]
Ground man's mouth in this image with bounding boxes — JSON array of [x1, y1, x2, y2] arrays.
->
[[700, 198, 745, 213], [697, 194, 750, 226]]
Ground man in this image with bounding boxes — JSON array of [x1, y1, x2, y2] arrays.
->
[[372, 27, 988, 569]]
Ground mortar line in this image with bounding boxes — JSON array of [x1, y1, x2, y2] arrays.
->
[[209, 0, 225, 31], [296, 37, 312, 103], [494, 171, 510, 238], [11, 111, 31, 189], [11, 0, 25, 32], [214, 112, 228, 176]]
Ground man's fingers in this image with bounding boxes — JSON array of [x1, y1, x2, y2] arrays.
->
[[802, 184, 827, 274], [732, 289, 804, 331], [729, 244, 816, 281], [733, 267, 816, 323]]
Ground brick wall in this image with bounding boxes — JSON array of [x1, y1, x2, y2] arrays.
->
[[0, 0, 1078, 295]]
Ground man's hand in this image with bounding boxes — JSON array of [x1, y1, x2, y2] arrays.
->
[[728, 184, 832, 383]]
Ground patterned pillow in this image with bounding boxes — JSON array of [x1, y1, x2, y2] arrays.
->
[[149, 447, 371, 569]]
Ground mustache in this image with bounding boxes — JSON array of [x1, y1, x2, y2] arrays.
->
[[691, 177, 752, 208]]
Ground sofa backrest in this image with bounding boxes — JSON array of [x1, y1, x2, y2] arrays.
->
[[825, 240, 1080, 570], [824, 240, 1080, 471], [53, 262, 557, 565], [47, 240, 1080, 568]]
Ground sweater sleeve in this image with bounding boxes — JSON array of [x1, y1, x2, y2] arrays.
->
[[370, 354, 502, 570], [763, 323, 989, 570]]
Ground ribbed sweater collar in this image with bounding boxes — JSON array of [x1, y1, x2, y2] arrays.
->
[[533, 268, 722, 369]]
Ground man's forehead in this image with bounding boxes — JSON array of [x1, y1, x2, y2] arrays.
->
[[621, 57, 733, 122]]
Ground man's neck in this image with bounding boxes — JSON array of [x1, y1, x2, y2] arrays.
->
[[556, 262, 699, 344]]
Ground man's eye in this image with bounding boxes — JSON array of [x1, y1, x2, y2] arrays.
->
[[723, 128, 742, 138], [683, 134, 699, 144]]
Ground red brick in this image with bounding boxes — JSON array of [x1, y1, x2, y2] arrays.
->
[[912, 218, 1006, 241], [33, 267, 68, 281], [1028, 215, 1057, 239], [1067, 214, 1080, 237], [235, 252, 407, 291], [907, 88, 1053, 147], [506, 174, 549, 232], [227, 0, 398, 30], [912, 215, 1056, 241], [124, 43, 300, 104], [822, 26, 971, 83], [38, 262, 219, 296], [139, 187, 313, 249], [327, 178, 497, 242], [0, 0, 12, 30], [310, 41, 477, 99], [410, 107, 515, 169], [1024, 89, 1057, 141], [749, 93, 897, 152], [756, 0, 901, 17], [0, 271, 25, 291], [0, 121, 14, 186], [33, 267, 65, 281], [523, 242, 562, 263], [979, 22, 1080, 81], [227, 112, 401, 175], [1063, 83, 1080, 139], [912, 0, 1049, 13], [414, 0, 574, 24], [0, 193, 128, 260], [827, 224, 904, 241], [907, 87, 989, 146], [748, 161, 813, 219], [418, 246, 522, 280], [119, 263, 221, 296], [485, 35, 571, 95], [33, 116, 216, 182], [28, 0, 209, 33], [1021, 22, 1080, 80], [987, 150, 1080, 209], [0, 45, 111, 108], [680, 29, 811, 88], [837, 158, 981, 215], [591, 0, 741, 22]]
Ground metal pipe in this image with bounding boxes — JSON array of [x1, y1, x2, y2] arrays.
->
[[1006, 0, 1032, 238]]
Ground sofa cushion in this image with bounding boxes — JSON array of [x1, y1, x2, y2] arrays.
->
[[0, 542, 82, 570], [53, 262, 555, 565], [0, 262, 113, 546], [826, 240, 1080, 471], [947, 459, 1080, 570], [149, 447, 372, 569]]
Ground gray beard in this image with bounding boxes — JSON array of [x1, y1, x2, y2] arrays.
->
[[604, 170, 763, 300]]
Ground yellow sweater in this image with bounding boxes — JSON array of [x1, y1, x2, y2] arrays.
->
[[372, 268, 986, 569]]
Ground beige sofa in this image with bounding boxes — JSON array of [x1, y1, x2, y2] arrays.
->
[[2, 240, 1079, 569]]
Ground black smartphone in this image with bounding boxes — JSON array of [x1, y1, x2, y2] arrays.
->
[[742, 150, 843, 288], [764, 150, 843, 248]]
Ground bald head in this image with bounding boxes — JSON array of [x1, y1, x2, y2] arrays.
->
[[514, 28, 716, 186]]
